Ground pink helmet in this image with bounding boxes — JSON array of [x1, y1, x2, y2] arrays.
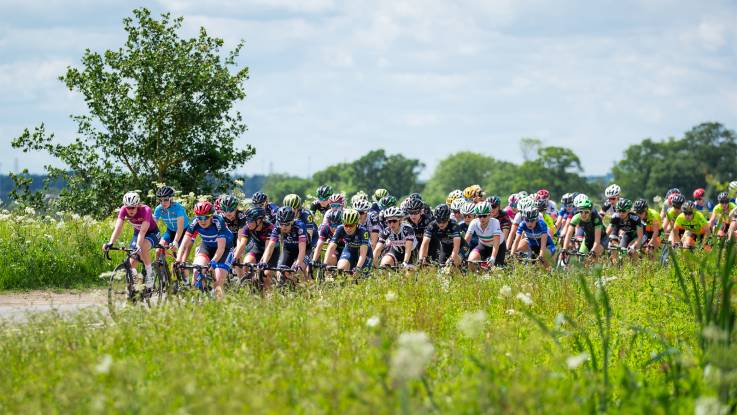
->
[[536, 189, 550, 200]]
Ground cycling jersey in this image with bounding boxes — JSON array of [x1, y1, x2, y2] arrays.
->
[[331, 225, 370, 250], [570, 211, 605, 236], [309, 200, 330, 215], [423, 220, 461, 245], [516, 219, 554, 248], [406, 213, 433, 240], [298, 208, 317, 245], [609, 212, 643, 236], [265, 202, 279, 223], [674, 211, 708, 233], [269, 223, 307, 250], [317, 223, 339, 242], [239, 222, 274, 254], [222, 210, 248, 235], [545, 200, 557, 216], [641, 208, 661, 232], [378, 223, 416, 253], [367, 210, 383, 234], [118, 205, 159, 233], [503, 206, 516, 220], [542, 213, 555, 232], [186, 215, 233, 249], [712, 202, 736, 225], [153, 202, 190, 232], [666, 207, 680, 224], [467, 218, 504, 246], [494, 210, 512, 233], [557, 206, 577, 220]]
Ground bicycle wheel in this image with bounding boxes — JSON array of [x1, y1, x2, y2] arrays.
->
[[149, 262, 168, 307], [108, 264, 132, 317]]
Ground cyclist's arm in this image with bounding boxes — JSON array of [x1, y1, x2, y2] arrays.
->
[[419, 236, 431, 262], [324, 242, 337, 262], [403, 240, 413, 264], [136, 220, 150, 248], [635, 226, 643, 249], [233, 234, 248, 261], [671, 226, 681, 244], [592, 227, 602, 252], [372, 242, 385, 265], [451, 236, 461, 259], [708, 210, 718, 227], [491, 234, 500, 261], [357, 245, 368, 269], [211, 237, 225, 263], [562, 225, 574, 249], [311, 239, 325, 264], [176, 233, 193, 262], [174, 217, 185, 247], [507, 224, 518, 249], [108, 217, 125, 246], [296, 241, 306, 267], [260, 240, 277, 264]]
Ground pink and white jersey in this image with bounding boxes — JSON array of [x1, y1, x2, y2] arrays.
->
[[118, 205, 159, 233]]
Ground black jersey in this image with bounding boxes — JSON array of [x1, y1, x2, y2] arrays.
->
[[406, 213, 433, 239], [223, 210, 248, 235], [423, 220, 461, 245], [609, 212, 643, 235], [310, 200, 330, 215], [378, 223, 416, 255]]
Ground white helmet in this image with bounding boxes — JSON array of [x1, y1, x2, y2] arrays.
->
[[517, 196, 535, 211], [123, 191, 140, 207], [450, 198, 465, 211], [604, 184, 621, 198], [729, 181, 737, 194], [517, 191, 529, 199], [447, 189, 463, 200], [573, 193, 588, 206], [460, 202, 476, 216], [352, 199, 371, 212]]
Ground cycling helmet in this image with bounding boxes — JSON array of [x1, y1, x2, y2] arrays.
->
[[245, 207, 266, 222], [316, 185, 333, 200], [194, 201, 213, 216], [433, 204, 451, 222], [729, 181, 737, 194], [251, 191, 268, 205], [633, 198, 648, 213], [155, 186, 175, 198], [404, 197, 424, 213], [446, 189, 463, 205], [373, 188, 389, 202], [508, 193, 520, 208], [561, 193, 574, 207], [450, 198, 465, 212], [220, 195, 239, 213], [463, 185, 483, 200], [276, 206, 296, 224], [342, 208, 360, 226], [352, 191, 369, 203], [523, 208, 539, 222], [325, 209, 343, 225], [379, 195, 397, 210], [681, 201, 695, 214], [536, 198, 547, 212], [283, 194, 302, 210], [718, 192, 729, 204], [615, 198, 633, 212], [408, 192, 423, 201], [518, 197, 535, 212], [605, 184, 621, 198], [214, 195, 225, 212], [517, 191, 529, 199], [573, 193, 588, 206], [383, 206, 403, 219], [486, 195, 501, 208], [460, 202, 476, 216], [352, 199, 371, 212], [328, 193, 344, 207], [536, 189, 550, 200], [575, 197, 593, 210], [474, 201, 492, 216], [123, 191, 140, 207], [693, 188, 705, 199], [671, 193, 686, 208]]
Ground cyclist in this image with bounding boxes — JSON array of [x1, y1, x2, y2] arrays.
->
[[488, 195, 511, 244], [251, 191, 278, 223], [311, 209, 344, 266], [260, 206, 308, 285], [660, 188, 682, 223], [463, 185, 484, 203], [503, 193, 519, 222], [555, 193, 577, 235], [535, 198, 557, 237], [509, 207, 555, 265], [325, 209, 371, 271], [507, 197, 538, 251], [662, 193, 686, 237], [284, 193, 317, 252], [404, 197, 434, 256], [220, 195, 247, 235], [321, 193, 345, 225], [606, 199, 643, 255], [371, 188, 389, 212], [458, 201, 477, 257], [450, 198, 465, 223], [633, 198, 661, 252], [446, 189, 464, 206], [373, 206, 416, 268], [562, 196, 606, 256], [103, 192, 161, 291], [600, 184, 621, 218], [465, 201, 505, 268], [419, 204, 462, 266], [176, 200, 234, 299], [672, 201, 710, 249], [232, 207, 276, 271], [708, 192, 735, 238], [310, 185, 333, 215], [153, 186, 189, 252], [536, 189, 557, 218], [693, 188, 707, 212], [368, 195, 396, 246]]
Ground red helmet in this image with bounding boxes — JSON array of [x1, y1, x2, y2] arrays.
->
[[328, 193, 344, 207], [194, 201, 213, 216], [536, 189, 550, 200], [693, 188, 705, 199]]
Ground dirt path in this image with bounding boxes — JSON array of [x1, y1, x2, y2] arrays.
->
[[0, 290, 107, 320]]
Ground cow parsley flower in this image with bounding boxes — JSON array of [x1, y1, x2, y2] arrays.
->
[[390, 332, 434, 384]]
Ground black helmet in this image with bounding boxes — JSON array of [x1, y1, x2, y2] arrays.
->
[[633, 198, 648, 213], [666, 188, 681, 197], [325, 209, 343, 225], [252, 191, 268, 205], [718, 192, 729, 204], [220, 195, 239, 213], [561, 193, 574, 206], [671, 193, 685, 208], [276, 206, 295, 224], [156, 186, 175, 198], [404, 198, 424, 213], [523, 208, 539, 222], [433, 204, 451, 222], [681, 201, 695, 214], [536, 198, 547, 211], [408, 192, 423, 201], [616, 198, 633, 212], [486, 195, 501, 208], [316, 185, 333, 200], [245, 207, 266, 222]]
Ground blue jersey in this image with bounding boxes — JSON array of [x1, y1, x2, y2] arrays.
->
[[154, 202, 190, 232], [185, 214, 233, 249], [557, 206, 577, 220], [331, 225, 370, 250], [270, 223, 307, 250], [516, 219, 555, 247], [299, 209, 317, 236]]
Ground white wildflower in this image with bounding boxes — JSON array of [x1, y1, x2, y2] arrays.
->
[[479, 273, 492, 281], [95, 354, 113, 374], [44, 234, 54, 241], [457, 310, 487, 337], [554, 312, 566, 328], [499, 285, 512, 297], [24, 240, 31, 245], [595, 276, 618, 288], [516, 292, 533, 306], [438, 276, 450, 292], [505, 309, 516, 316], [366, 316, 381, 328], [234, 179, 244, 187], [704, 364, 721, 384], [24, 207, 36, 216], [695, 396, 728, 415], [390, 332, 434, 383], [703, 325, 729, 342], [55, 211, 65, 217], [566, 353, 589, 369], [71, 213, 81, 221], [385, 291, 397, 302], [56, 221, 65, 229]]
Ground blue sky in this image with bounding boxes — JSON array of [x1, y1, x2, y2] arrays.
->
[[1, 0, 736, 179]]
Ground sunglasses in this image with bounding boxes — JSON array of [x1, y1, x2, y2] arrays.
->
[[608, 197, 618, 201], [407, 210, 421, 215], [125, 206, 137, 210], [196, 215, 212, 221], [452, 210, 460, 214], [437, 219, 449, 224], [684, 212, 694, 216], [344, 223, 357, 229], [386, 219, 399, 224], [330, 203, 342, 208], [158, 197, 172, 202], [359, 211, 367, 215], [477, 214, 489, 218], [463, 215, 474, 219], [525, 219, 537, 224]]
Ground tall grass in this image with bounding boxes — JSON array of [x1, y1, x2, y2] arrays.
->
[[0, 210, 124, 290], [0, 262, 713, 414]]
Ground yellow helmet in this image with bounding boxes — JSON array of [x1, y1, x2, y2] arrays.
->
[[342, 208, 360, 225], [446, 189, 463, 205], [463, 185, 482, 200]]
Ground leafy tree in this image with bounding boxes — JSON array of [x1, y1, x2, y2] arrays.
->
[[11, 8, 254, 217], [350, 150, 424, 198], [519, 137, 543, 161], [424, 152, 501, 204]]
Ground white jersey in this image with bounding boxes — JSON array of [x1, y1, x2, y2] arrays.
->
[[466, 218, 504, 246]]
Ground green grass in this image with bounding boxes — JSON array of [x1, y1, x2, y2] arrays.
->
[[0, 261, 721, 414]]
